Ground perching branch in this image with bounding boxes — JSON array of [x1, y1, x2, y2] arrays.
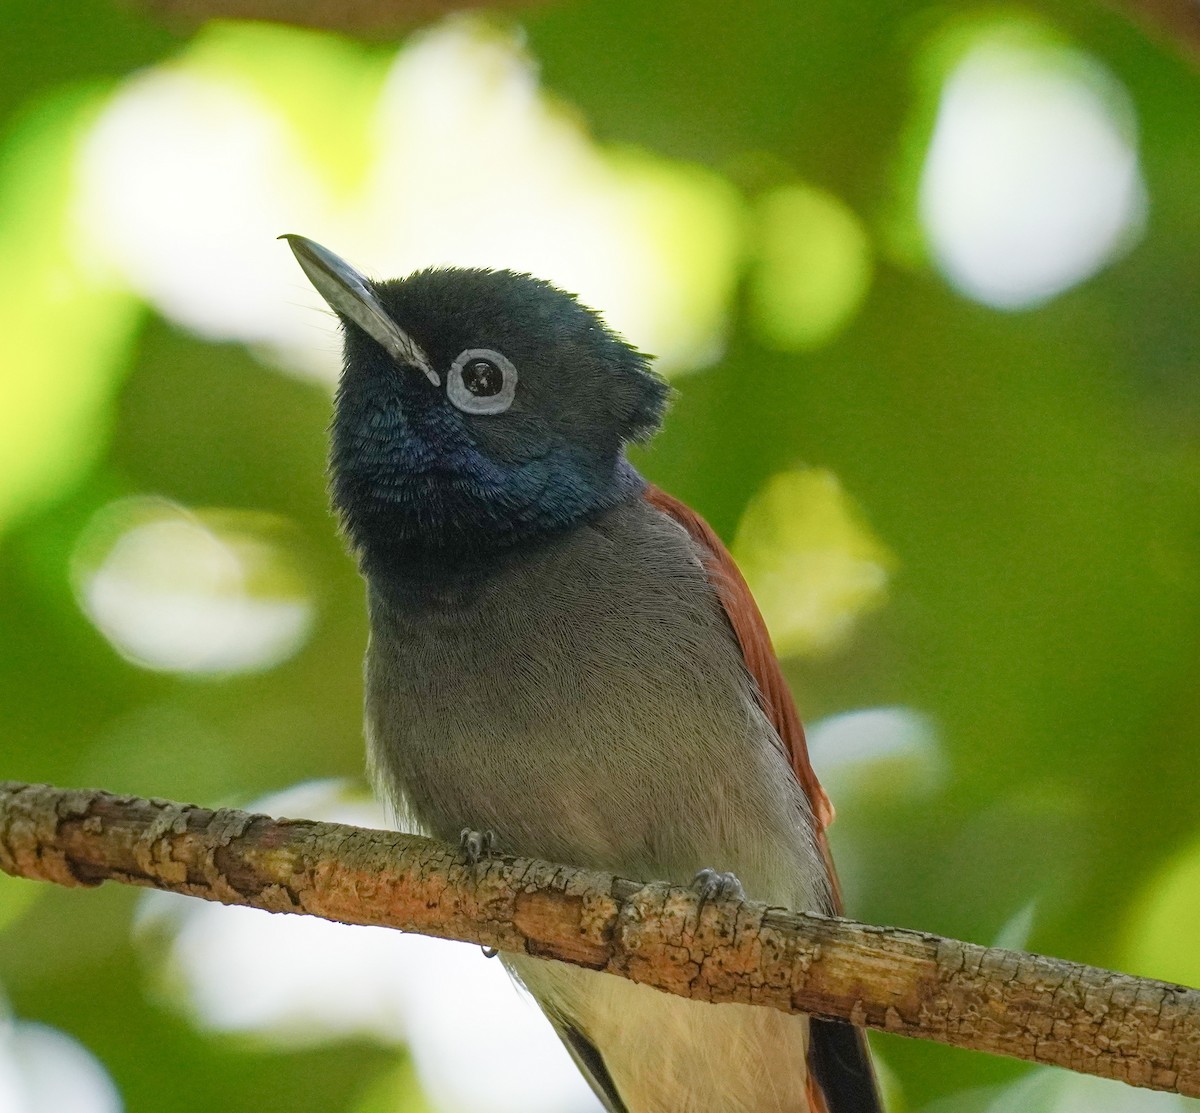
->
[[2, 780, 1198, 1097]]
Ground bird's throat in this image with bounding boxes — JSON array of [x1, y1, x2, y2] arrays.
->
[[345, 458, 647, 601]]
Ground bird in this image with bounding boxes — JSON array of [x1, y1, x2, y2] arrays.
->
[[284, 233, 884, 1113]]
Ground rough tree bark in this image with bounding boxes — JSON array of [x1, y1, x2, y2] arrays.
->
[[2, 780, 1198, 1098]]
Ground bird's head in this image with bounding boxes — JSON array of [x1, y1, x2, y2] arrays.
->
[[284, 236, 669, 566]]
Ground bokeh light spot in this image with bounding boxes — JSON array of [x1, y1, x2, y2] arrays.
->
[[182, 22, 392, 202], [808, 707, 944, 803], [748, 183, 872, 351], [918, 26, 1145, 309], [1121, 832, 1200, 990], [599, 148, 744, 372], [732, 469, 893, 657], [77, 65, 329, 350], [72, 498, 313, 676], [0, 89, 140, 538], [0, 1016, 121, 1113]]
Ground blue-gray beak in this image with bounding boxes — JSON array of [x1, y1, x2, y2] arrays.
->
[[281, 234, 439, 386]]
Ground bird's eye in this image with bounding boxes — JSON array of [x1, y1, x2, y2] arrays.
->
[[463, 359, 503, 396], [447, 348, 518, 415]]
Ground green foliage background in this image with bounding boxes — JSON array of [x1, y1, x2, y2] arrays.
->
[[1, 1, 1199, 1111]]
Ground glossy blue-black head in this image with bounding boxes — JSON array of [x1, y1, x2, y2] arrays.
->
[[284, 236, 669, 564]]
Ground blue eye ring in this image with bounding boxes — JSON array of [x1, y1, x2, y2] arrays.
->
[[447, 349, 517, 415]]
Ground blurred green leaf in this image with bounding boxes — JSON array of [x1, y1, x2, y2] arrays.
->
[[733, 468, 893, 656], [1122, 835, 1200, 989], [0, 87, 141, 536], [352, 1059, 435, 1113], [182, 22, 394, 199], [0, 872, 43, 934], [748, 183, 873, 351]]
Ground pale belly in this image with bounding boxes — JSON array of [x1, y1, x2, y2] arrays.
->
[[512, 955, 814, 1113]]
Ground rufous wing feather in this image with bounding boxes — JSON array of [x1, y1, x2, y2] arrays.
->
[[644, 484, 885, 1113], [643, 486, 835, 840]]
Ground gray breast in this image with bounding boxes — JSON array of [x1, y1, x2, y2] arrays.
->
[[364, 495, 828, 910]]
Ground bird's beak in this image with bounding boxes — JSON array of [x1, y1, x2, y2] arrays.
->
[[280, 234, 440, 386]]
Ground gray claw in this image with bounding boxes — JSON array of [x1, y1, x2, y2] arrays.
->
[[459, 827, 496, 866], [692, 868, 746, 908]]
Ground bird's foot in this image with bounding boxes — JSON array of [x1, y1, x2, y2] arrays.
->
[[691, 868, 746, 909], [459, 827, 497, 866], [460, 829, 501, 958]]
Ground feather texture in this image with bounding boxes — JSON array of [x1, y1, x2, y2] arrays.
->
[[644, 485, 882, 1113], [642, 485, 842, 901]]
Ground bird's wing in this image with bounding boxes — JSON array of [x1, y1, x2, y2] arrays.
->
[[552, 1021, 630, 1113], [643, 484, 884, 1113], [643, 485, 834, 843]]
